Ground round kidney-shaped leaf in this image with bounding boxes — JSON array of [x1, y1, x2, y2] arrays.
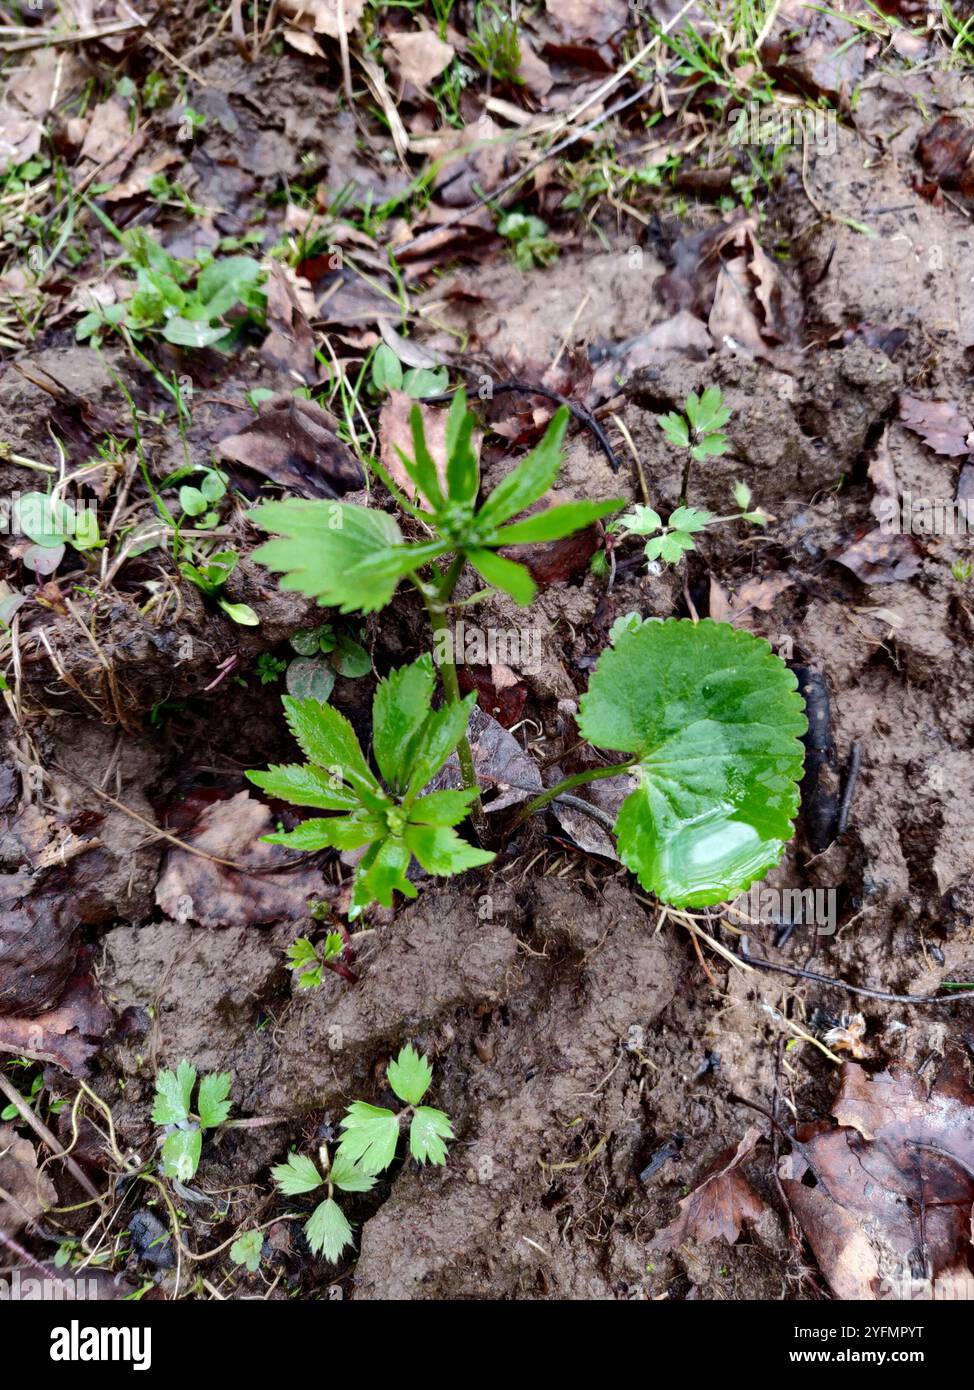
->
[[578, 618, 807, 908]]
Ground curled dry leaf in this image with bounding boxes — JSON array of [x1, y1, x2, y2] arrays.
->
[[833, 528, 922, 585], [279, 0, 365, 38], [708, 573, 793, 628], [0, 1125, 57, 1237], [898, 394, 974, 457], [260, 262, 318, 384], [0, 952, 111, 1076], [217, 394, 366, 498], [386, 30, 455, 90], [429, 705, 542, 812], [655, 1127, 766, 1249], [781, 1052, 974, 1300], [155, 791, 325, 928]]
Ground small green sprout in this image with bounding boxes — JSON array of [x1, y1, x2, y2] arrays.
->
[[179, 548, 259, 626], [951, 558, 972, 582], [609, 481, 766, 570], [497, 212, 558, 270], [337, 1045, 454, 1174], [229, 1229, 264, 1274], [286, 622, 371, 702], [13, 491, 103, 575], [151, 1060, 233, 1183], [255, 653, 288, 684], [286, 932, 346, 988], [370, 345, 449, 398], [271, 1146, 375, 1263], [659, 386, 732, 504]]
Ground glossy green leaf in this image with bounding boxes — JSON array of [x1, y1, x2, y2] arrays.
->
[[404, 823, 494, 876], [404, 692, 477, 799], [407, 788, 480, 826], [264, 812, 384, 852], [577, 618, 806, 908], [475, 406, 569, 529], [282, 696, 382, 807], [489, 498, 622, 545]]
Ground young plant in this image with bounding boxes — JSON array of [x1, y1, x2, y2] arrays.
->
[[151, 1060, 233, 1182], [660, 386, 732, 505], [609, 482, 766, 568], [497, 211, 558, 270], [286, 931, 346, 988], [13, 491, 102, 575], [247, 654, 495, 917], [271, 1146, 375, 1262], [179, 548, 259, 626], [557, 617, 806, 907], [286, 621, 371, 702], [336, 1045, 454, 1174], [370, 344, 449, 398]]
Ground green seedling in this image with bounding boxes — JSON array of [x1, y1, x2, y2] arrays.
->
[[370, 344, 449, 398], [609, 481, 766, 568], [336, 1044, 454, 1174], [497, 211, 558, 270], [75, 226, 265, 350], [286, 932, 346, 988], [660, 386, 732, 505], [179, 548, 259, 626], [271, 1145, 375, 1262], [151, 1060, 233, 1182], [286, 621, 371, 702], [467, 2, 523, 83], [13, 491, 103, 575], [229, 1228, 263, 1274], [255, 653, 288, 684], [951, 558, 972, 582], [247, 655, 495, 917]]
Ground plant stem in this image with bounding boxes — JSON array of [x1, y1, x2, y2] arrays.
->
[[416, 555, 485, 831], [510, 759, 636, 829]]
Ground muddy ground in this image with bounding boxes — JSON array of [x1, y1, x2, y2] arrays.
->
[[1, 3, 974, 1302]]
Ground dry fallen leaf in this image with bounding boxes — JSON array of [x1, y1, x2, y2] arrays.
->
[[0, 952, 111, 1076], [429, 705, 542, 812], [898, 394, 974, 457], [155, 791, 325, 928], [655, 1128, 766, 1249], [280, 0, 365, 38], [217, 394, 366, 498], [0, 115, 42, 176], [386, 30, 455, 89], [260, 262, 318, 384], [916, 115, 974, 191], [833, 527, 922, 585], [708, 573, 792, 627], [0, 1125, 57, 1237], [760, 0, 864, 102], [379, 391, 449, 505], [544, 0, 628, 46], [781, 1052, 974, 1300]]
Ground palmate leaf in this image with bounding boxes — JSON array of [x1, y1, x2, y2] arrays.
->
[[386, 1045, 433, 1106], [337, 1102, 401, 1175], [329, 1150, 377, 1194], [152, 1060, 196, 1126], [161, 1127, 202, 1182], [251, 500, 405, 615], [409, 1107, 454, 1166], [577, 618, 807, 909], [197, 1071, 232, 1129], [271, 1152, 323, 1196], [305, 1197, 354, 1262]]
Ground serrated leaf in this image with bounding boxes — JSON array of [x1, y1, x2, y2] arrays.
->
[[612, 504, 661, 537], [489, 497, 622, 545], [733, 480, 752, 510], [161, 1127, 202, 1182], [197, 1071, 232, 1129], [264, 812, 385, 852], [271, 1152, 323, 1196], [281, 696, 384, 808], [409, 1107, 454, 1165], [337, 1102, 400, 1174], [690, 434, 729, 461], [407, 788, 480, 826], [152, 1060, 196, 1126], [659, 412, 690, 448], [466, 547, 536, 605], [668, 506, 713, 534], [386, 1045, 433, 1106], [245, 762, 361, 812], [305, 1198, 353, 1262], [251, 500, 405, 615], [444, 388, 479, 504], [230, 1229, 263, 1273], [373, 655, 436, 793], [287, 937, 318, 970], [404, 823, 495, 877], [404, 693, 477, 799], [577, 618, 807, 908], [353, 837, 415, 911], [329, 1150, 378, 1194], [475, 407, 569, 529], [686, 386, 731, 436]]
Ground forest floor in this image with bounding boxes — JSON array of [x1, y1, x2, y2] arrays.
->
[[1, 0, 974, 1303]]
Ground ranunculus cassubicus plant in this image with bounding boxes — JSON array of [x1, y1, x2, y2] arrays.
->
[[247, 389, 807, 916]]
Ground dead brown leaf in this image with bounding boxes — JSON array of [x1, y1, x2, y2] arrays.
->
[[260, 262, 318, 384], [916, 115, 974, 190], [386, 30, 455, 89], [833, 527, 922, 585], [155, 791, 325, 929], [708, 572, 792, 627], [0, 952, 111, 1076], [0, 1125, 57, 1237], [655, 1128, 766, 1249], [898, 394, 974, 457], [279, 0, 365, 38], [430, 705, 542, 812], [378, 391, 449, 505], [0, 115, 42, 176], [760, 0, 864, 103], [544, 0, 628, 46], [216, 394, 365, 498], [781, 1052, 974, 1300]]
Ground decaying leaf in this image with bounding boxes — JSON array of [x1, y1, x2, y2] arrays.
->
[[429, 705, 542, 812], [155, 791, 326, 928], [0, 1125, 57, 1237], [0, 953, 111, 1076], [781, 1052, 974, 1300], [217, 394, 366, 498], [760, 0, 864, 103], [386, 30, 455, 90], [898, 394, 974, 457], [260, 262, 318, 384], [280, 0, 365, 39], [655, 1128, 766, 1249], [544, 0, 628, 47], [833, 528, 922, 585], [708, 573, 792, 627], [916, 115, 974, 191], [378, 392, 449, 505]]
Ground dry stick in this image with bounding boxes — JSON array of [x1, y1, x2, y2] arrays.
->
[[836, 740, 862, 838], [0, 17, 144, 51], [0, 1073, 102, 1202], [738, 936, 974, 1005]]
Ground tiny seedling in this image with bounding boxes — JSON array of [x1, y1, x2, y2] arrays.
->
[[370, 344, 449, 398], [271, 1146, 375, 1262], [229, 1229, 264, 1274], [13, 491, 102, 576], [660, 386, 733, 505], [255, 653, 288, 684], [286, 932, 346, 988], [286, 621, 371, 702], [179, 548, 259, 626], [151, 1060, 233, 1182], [336, 1044, 454, 1175], [609, 482, 766, 569], [247, 655, 495, 917], [497, 211, 558, 270], [467, 3, 523, 83]]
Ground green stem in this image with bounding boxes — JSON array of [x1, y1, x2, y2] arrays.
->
[[510, 759, 636, 829], [416, 554, 485, 832]]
